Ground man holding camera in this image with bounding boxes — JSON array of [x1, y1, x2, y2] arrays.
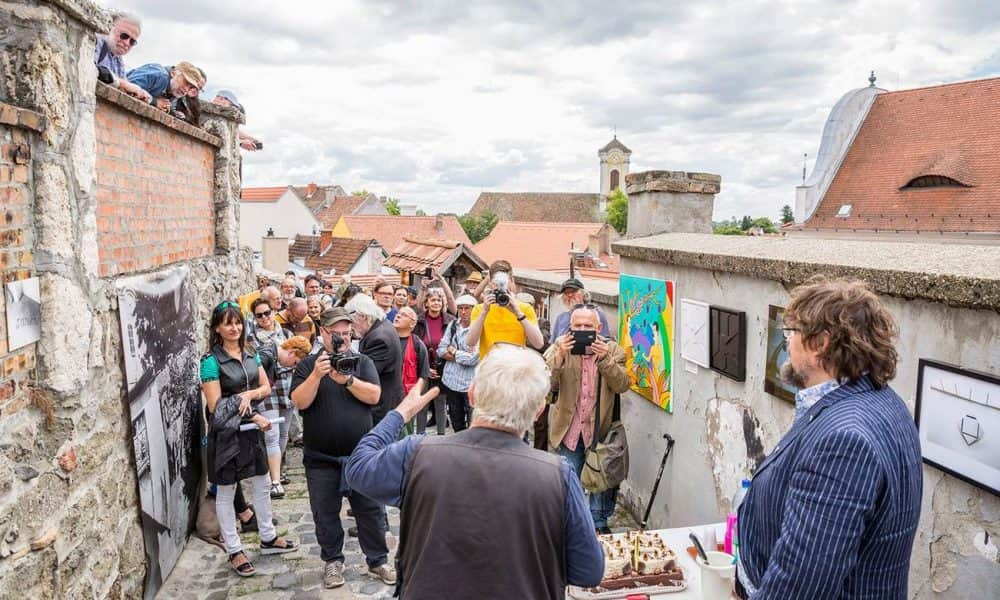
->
[[466, 260, 544, 357], [290, 307, 396, 589], [544, 304, 630, 534]]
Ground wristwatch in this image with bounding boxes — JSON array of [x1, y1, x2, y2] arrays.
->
[[517, 313, 527, 322], [344, 374, 355, 388]]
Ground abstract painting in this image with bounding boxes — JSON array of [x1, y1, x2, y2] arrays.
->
[[764, 304, 797, 402], [618, 275, 674, 412]]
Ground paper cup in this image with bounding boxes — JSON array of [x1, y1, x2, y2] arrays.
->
[[696, 550, 736, 600]]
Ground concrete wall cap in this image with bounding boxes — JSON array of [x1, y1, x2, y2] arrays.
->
[[625, 170, 721, 195], [614, 233, 1000, 310]]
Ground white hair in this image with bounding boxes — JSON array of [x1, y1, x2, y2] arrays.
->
[[112, 11, 142, 31], [471, 345, 550, 434], [345, 293, 384, 323]]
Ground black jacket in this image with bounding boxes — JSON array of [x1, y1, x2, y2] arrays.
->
[[359, 318, 403, 424], [204, 345, 268, 485]]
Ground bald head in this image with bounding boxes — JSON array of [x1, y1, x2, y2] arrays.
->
[[288, 297, 308, 321]]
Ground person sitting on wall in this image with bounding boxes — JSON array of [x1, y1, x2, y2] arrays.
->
[[94, 11, 151, 102], [465, 260, 544, 358], [550, 278, 611, 342], [544, 304, 630, 534], [126, 61, 205, 112], [345, 345, 604, 599], [211, 90, 263, 151], [735, 277, 922, 599]]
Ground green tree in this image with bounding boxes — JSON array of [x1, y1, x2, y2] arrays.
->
[[739, 215, 752, 231], [385, 198, 401, 215], [605, 189, 628, 235], [751, 217, 778, 233], [780, 204, 794, 224], [713, 223, 745, 235], [458, 211, 499, 244], [351, 189, 371, 197], [415, 209, 427, 216]]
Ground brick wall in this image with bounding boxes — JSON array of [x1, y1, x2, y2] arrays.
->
[[0, 110, 39, 421], [95, 89, 218, 277]]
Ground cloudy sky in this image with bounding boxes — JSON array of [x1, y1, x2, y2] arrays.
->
[[116, 0, 1000, 220]]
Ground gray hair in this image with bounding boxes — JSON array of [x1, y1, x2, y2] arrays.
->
[[111, 11, 142, 31], [425, 287, 446, 299], [471, 345, 550, 434], [345, 293, 384, 323], [260, 285, 280, 302]]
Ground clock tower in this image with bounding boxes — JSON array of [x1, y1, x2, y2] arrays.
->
[[598, 135, 631, 211]]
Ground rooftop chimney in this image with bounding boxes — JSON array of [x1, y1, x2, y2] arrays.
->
[[434, 214, 443, 233], [306, 182, 318, 197], [262, 234, 289, 274], [624, 170, 721, 237], [319, 229, 334, 254]]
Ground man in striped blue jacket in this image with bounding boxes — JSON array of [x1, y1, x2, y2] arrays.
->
[[737, 277, 922, 599]]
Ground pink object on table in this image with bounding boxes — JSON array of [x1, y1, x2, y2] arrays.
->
[[724, 513, 737, 554]]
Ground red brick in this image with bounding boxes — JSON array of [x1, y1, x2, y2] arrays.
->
[[12, 165, 27, 183]]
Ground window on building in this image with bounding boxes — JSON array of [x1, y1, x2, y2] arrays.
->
[[610, 169, 620, 191], [902, 175, 969, 189]]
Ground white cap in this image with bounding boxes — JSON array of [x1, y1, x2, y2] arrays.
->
[[456, 294, 477, 306]]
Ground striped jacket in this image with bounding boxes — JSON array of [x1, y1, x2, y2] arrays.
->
[[738, 376, 922, 599]]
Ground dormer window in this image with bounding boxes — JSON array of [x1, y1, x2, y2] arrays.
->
[[902, 175, 970, 189], [836, 204, 852, 218]]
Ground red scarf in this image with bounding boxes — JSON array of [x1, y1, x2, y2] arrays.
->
[[401, 336, 419, 393]]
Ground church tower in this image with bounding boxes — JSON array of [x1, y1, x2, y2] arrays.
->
[[599, 135, 631, 210]]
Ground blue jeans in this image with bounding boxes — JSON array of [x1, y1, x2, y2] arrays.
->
[[558, 438, 618, 529]]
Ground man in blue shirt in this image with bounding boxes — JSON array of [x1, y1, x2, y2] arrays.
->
[[127, 61, 205, 111], [93, 12, 151, 102], [346, 344, 604, 599], [550, 278, 611, 342]]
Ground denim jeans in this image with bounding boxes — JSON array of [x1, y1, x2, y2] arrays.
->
[[558, 438, 618, 529], [304, 464, 388, 567]]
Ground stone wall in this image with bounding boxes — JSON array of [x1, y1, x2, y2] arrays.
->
[[0, 1, 253, 598], [613, 232, 1000, 599]]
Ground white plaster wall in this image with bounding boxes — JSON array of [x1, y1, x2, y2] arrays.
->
[[619, 258, 1000, 598], [239, 191, 320, 252]]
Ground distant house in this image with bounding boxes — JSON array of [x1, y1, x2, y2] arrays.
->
[[474, 221, 618, 272], [288, 230, 389, 277], [469, 192, 602, 223], [240, 183, 388, 252], [383, 237, 487, 289], [795, 76, 1000, 240], [330, 214, 472, 252]]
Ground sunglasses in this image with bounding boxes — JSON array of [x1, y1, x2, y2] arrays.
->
[[214, 300, 239, 312], [255, 309, 272, 318], [572, 303, 598, 310], [118, 31, 138, 47]]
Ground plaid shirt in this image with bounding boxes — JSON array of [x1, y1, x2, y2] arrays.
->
[[261, 367, 293, 412]]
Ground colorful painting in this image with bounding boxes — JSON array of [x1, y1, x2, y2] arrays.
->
[[764, 305, 797, 402], [618, 275, 675, 412]]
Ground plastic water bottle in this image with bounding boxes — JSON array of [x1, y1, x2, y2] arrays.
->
[[729, 479, 751, 560]]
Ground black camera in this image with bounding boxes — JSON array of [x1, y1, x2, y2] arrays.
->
[[494, 289, 510, 307], [329, 334, 359, 374]]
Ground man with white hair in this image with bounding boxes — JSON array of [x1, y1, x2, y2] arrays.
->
[[94, 12, 151, 102], [545, 304, 630, 534], [345, 294, 403, 426], [346, 345, 604, 598]]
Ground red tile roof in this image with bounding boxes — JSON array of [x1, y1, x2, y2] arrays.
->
[[474, 221, 613, 271], [332, 273, 402, 293], [806, 77, 1000, 232], [383, 237, 487, 274], [241, 186, 290, 202], [289, 235, 376, 275], [337, 215, 472, 252], [314, 195, 366, 229], [469, 192, 602, 222]]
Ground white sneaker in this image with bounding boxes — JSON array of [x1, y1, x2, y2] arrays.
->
[[270, 482, 285, 499]]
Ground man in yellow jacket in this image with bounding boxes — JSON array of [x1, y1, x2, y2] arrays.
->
[[544, 304, 630, 534]]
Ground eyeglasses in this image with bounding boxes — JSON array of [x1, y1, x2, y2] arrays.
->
[[254, 310, 272, 318], [781, 327, 799, 340], [214, 300, 239, 312], [572, 303, 598, 310], [118, 31, 138, 47]]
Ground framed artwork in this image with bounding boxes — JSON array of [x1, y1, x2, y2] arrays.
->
[[915, 359, 1000, 496], [710, 306, 746, 381], [764, 304, 797, 402], [679, 299, 710, 368], [5, 277, 41, 350], [619, 275, 675, 412]]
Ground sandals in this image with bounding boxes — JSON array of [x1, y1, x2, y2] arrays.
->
[[239, 508, 258, 533], [260, 536, 298, 555], [229, 551, 255, 577]]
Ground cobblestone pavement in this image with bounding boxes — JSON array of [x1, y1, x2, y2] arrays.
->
[[161, 438, 638, 599]]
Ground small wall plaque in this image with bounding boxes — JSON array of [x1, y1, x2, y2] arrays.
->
[[709, 306, 746, 381]]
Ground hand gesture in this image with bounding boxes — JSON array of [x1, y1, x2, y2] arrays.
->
[[312, 351, 332, 378], [251, 413, 271, 432], [554, 333, 574, 361], [237, 393, 252, 416], [397, 384, 440, 423], [590, 338, 609, 360]]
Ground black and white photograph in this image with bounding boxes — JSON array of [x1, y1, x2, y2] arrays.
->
[[5, 276, 41, 351], [915, 359, 1000, 496], [117, 266, 202, 598]]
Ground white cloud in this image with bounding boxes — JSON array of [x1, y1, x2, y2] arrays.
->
[[113, 0, 1000, 220]]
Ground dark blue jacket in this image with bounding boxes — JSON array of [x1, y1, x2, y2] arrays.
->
[[738, 376, 922, 599], [126, 63, 170, 104]]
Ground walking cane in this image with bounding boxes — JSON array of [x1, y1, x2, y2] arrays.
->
[[640, 433, 675, 530]]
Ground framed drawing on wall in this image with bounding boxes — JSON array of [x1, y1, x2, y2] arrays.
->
[[679, 299, 710, 368], [709, 306, 746, 381], [915, 359, 1000, 496], [764, 305, 797, 402]]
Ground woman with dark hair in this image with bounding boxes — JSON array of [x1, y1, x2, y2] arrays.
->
[[200, 301, 297, 577], [250, 296, 287, 348], [413, 286, 454, 433]]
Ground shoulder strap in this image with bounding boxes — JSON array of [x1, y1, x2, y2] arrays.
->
[[590, 371, 602, 450]]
